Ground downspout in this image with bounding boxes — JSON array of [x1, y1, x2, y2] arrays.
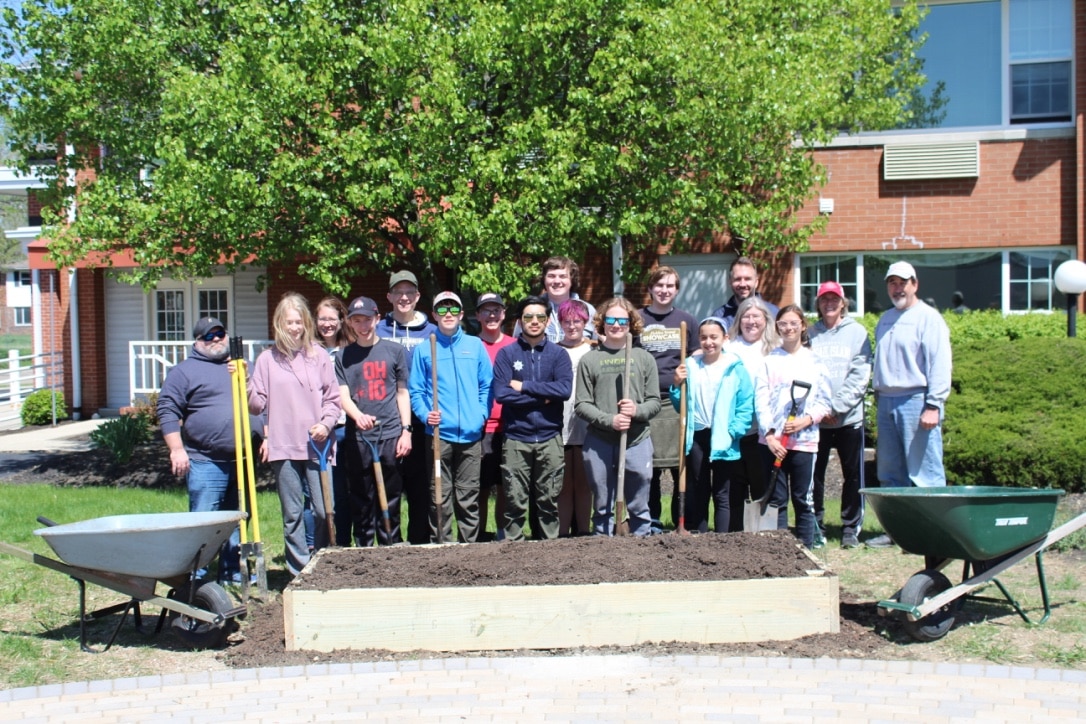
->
[[31, 269, 42, 356], [611, 232, 624, 296], [67, 268, 82, 419]]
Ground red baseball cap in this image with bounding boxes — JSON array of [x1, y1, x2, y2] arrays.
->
[[816, 281, 845, 299]]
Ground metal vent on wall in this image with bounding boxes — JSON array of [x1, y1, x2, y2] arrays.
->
[[883, 141, 979, 180]]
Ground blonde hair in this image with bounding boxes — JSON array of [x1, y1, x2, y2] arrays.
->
[[593, 297, 644, 336], [272, 292, 317, 356], [728, 296, 780, 356]]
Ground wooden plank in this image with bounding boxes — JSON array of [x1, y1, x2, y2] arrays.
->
[[284, 576, 838, 652]]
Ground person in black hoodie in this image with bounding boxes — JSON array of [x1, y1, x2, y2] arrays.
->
[[492, 296, 573, 540], [376, 270, 437, 544]]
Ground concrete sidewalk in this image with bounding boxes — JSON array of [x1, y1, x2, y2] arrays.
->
[[0, 418, 108, 453], [1, 654, 1084, 722]]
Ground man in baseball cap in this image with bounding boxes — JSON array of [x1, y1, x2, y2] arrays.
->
[[868, 261, 952, 547], [475, 292, 514, 540], [808, 280, 871, 550], [192, 316, 226, 340], [347, 296, 380, 318]]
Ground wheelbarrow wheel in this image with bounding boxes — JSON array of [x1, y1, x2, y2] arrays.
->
[[899, 569, 960, 642], [169, 581, 236, 649]]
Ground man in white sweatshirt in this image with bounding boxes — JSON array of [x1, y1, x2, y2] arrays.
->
[[869, 262, 952, 546]]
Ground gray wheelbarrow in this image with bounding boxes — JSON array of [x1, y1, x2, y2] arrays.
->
[[862, 486, 1086, 642], [0, 511, 248, 653]]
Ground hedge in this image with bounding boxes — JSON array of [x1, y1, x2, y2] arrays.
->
[[942, 337, 1086, 492], [849, 310, 1078, 490]]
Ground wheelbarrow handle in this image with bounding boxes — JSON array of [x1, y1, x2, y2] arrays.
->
[[37, 516, 58, 527]]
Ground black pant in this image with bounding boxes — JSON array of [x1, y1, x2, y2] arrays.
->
[[684, 428, 735, 532], [728, 433, 768, 533], [812, 423, 866, 537], [345, 433, 404, 546], [400, 418, 431, 544]]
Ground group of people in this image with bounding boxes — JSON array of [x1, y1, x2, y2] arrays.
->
[[157, 254, 951, 581]]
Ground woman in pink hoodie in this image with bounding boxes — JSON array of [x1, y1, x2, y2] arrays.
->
[[249, 293, 341, 576]]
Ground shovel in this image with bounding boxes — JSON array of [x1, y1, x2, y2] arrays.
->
[[430, 334, 445, 543], [614, 333, 632, 536], [361, 426, 393, 539], [309, 434, 336, 546], [229, 336, 267, 597], [744, 380, 812, 532], [675, 321, 689, 535]]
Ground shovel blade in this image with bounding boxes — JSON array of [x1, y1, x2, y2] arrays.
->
[[743, 500, 779, 532]]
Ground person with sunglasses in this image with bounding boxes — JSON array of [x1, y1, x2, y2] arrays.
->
[[492, 296, 573, 540], [157, 316, 244, 583], [408, 292, 493, 543], [575, 297, 661, 536]]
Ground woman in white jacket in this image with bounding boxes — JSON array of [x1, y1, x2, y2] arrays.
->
[[755, 305, 832, 549]]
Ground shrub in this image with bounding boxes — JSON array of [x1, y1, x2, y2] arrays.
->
[[90, 413, 154, 464], [20, 389, 68, 426], [943, 338, 1086, 492]]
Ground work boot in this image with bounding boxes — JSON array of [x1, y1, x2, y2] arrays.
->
[[865, 534, 895, 549]]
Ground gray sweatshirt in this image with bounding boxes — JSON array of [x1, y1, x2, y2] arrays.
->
[[872, 302, 952, 413], [809, 315, 872, 429]]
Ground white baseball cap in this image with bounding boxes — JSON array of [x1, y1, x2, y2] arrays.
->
[[885, 261, 917, 281]]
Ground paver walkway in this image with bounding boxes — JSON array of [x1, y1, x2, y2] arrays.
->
[[2, 654, 1085, 722]]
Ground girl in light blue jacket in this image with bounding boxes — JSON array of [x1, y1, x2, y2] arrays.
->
[[670, 317, 754, 532]]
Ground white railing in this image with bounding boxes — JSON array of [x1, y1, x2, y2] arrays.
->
[[0, 350, 64, 429], [129, 339, 274, 403]]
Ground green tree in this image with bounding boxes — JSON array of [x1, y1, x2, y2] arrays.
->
[[0, 0, 931, 298]]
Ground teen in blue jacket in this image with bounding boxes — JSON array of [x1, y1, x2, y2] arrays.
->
[[670, 317, 754, 532], [408, 292, 492, 542]]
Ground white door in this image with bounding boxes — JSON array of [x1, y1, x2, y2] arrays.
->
[[659, 253, 736, 320]]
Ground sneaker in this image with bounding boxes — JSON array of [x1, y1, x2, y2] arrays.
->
[[809, 538, 825, 550], [865, 534, 895, 549], [841, 534, 860, 549]]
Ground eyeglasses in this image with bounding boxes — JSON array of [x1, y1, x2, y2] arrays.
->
[[776, 321, 802, 330], [435, 305, 462, 316], [604, 316, 630, 327], [317, 317, 340, 324], [201, 329, 227, 342], [390, 290, 418, 298], [521, 313, 548, 322]]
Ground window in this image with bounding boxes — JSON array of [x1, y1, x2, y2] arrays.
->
[[155, 290, 186, 341], [906, 0, 1072, 129], [13, 271, 31, 287], [13, 307, 30, 326], [798, 255, 859, 314], [1009, 250, 1072, 310], [798, 249, 1068, 314], [198, 289, 229, 332]]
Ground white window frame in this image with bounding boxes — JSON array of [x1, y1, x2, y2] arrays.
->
[[795, 247, 1072, 315], [13, 307, 30, 326], [150, 279, 233, 341]]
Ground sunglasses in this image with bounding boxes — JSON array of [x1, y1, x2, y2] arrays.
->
[[604, 316, 630, 327], [521, 313, 548, 322], [435, 305, 462, 316], [201, 329, 227, 342]]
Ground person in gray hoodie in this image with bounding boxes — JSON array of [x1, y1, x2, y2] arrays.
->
[[808, 281, 872, 549]]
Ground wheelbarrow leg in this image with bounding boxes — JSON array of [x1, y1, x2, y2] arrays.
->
[[985, 552, 1052, 626], [76, 578, 142, 654]]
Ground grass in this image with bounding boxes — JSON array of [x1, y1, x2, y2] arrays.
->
[[0, 484, 286, 688], [0, 333, 32, 358], [1, 481, 1084, 687]]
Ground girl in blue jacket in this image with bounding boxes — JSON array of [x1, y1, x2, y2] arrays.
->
[[670, 317, 754, 532]]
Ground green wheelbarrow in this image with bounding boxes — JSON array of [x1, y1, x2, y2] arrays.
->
[[861, 486, 1086, 642]]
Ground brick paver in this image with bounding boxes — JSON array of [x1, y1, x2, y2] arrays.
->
[[2, 655, 1084, 722]]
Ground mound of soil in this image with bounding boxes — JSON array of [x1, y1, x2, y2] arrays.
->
[[293, 529, 819, 590]]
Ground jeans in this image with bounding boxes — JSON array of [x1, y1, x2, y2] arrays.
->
[[186, 459, 241, 582], [583, 431, 654, 537], [813, 423, 866, 537], [876, 392, 946, 488], [330, 424, 352, 546], [728, 433, 768, 533], [761, 445, 817, 547], [273, 459, 328, 576]]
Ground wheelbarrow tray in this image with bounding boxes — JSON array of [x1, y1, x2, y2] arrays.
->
[[862, 486, 1064, 561], [35, 511, 245, 580]]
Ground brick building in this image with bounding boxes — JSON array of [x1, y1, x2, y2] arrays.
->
[[25, 0, 1085, 418]]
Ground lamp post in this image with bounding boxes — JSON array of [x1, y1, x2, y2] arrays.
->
[[1054, 260, 1086, 338]]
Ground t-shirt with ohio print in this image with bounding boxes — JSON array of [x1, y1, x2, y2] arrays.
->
[[335, 339, 408, 442]]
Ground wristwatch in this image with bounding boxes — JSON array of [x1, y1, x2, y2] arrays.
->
[[401, 424, 413, 433]]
